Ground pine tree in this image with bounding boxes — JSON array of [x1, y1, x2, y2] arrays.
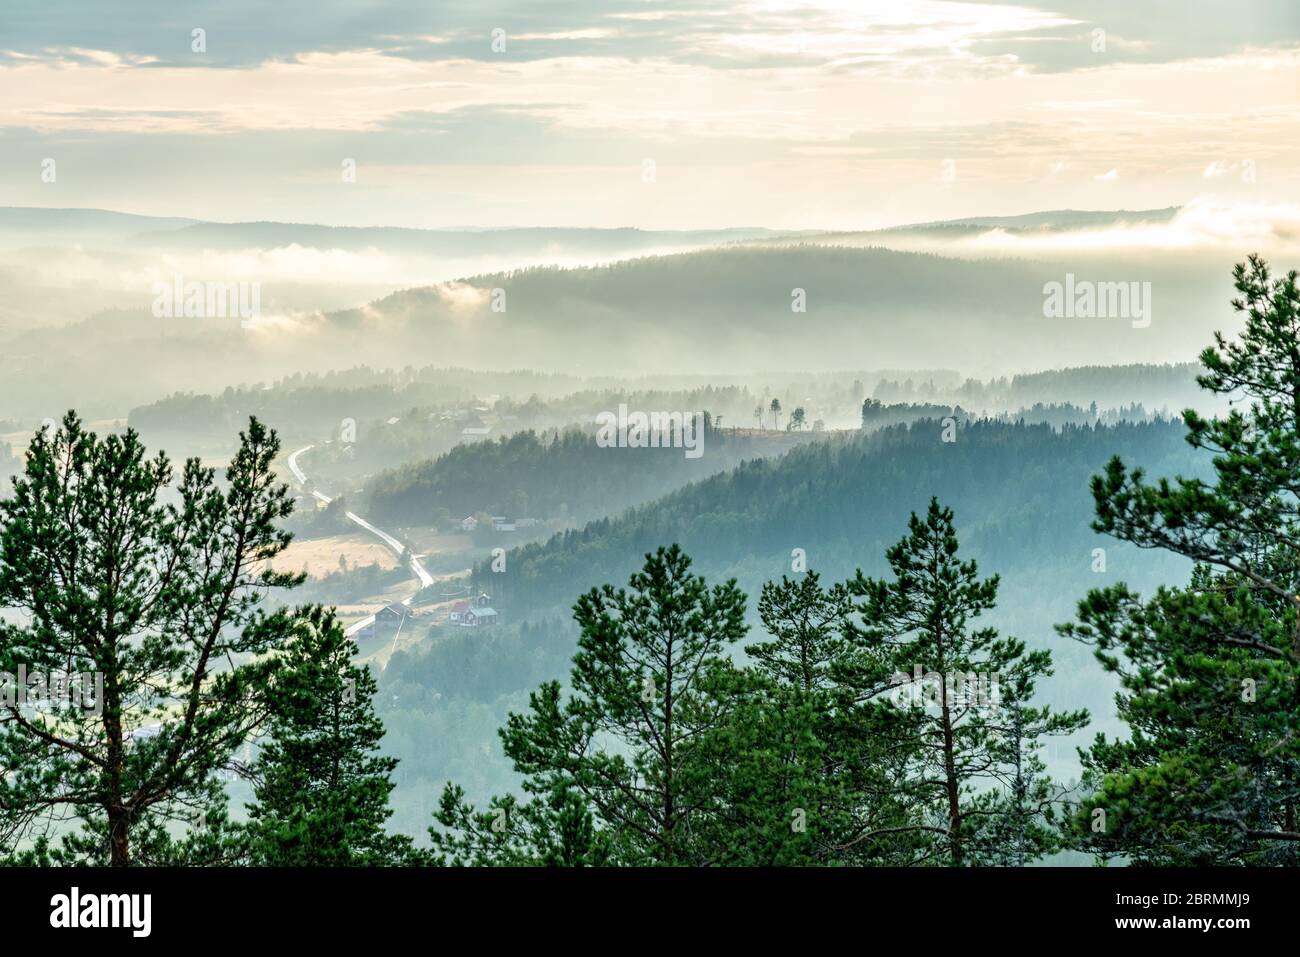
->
[[749, 572, 852, 692], [246, 606, 414, 865], [430, 545, 748, 865], [847, 498, 1087, 865], [1062, 256, 1300, 863], [0, 414, 301, 865], [695, 570, 928, 864], [428, 782, 610, 866]]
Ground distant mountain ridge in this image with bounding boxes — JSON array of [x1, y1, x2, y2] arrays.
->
[[0, 204, 1182, 251], [0, 206, 802, 253], [884, 207, 1180, 231]]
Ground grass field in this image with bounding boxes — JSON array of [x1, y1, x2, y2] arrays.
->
[[273, 533, 400, 579]]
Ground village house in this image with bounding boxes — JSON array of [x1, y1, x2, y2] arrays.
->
[[451, 592, 500, 627], [374, 601, 411, 638], [463, 606, 499, 627]]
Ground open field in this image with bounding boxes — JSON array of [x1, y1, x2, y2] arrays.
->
[[273, 533, 400, 579]]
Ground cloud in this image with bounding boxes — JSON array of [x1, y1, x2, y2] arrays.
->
[[1, 0, 1295, 72], [876, 198, 1300, 257], [0, 4, 1296, 229]]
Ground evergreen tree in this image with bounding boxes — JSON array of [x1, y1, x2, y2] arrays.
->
[[975, 663, 1085, 866], [749, 572, 852, 692], [694, 570, 927, 864], [428, 782, 610, 866], [430, 545, 748, 865], [0, 414, 300, 865], [847, 498, 1087, 865], [246, 606, 413, 865], [684, 670, 857, 864], [1062, 256, 1300, 863]]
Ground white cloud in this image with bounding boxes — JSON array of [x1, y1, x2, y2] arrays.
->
[[872, 197, 1300, 257]]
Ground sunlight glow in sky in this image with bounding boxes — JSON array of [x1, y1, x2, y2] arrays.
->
[[0, 0, 1295, 228]]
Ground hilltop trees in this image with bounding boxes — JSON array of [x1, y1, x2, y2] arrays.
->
[[845, 500, 1087, 865], [749, 572, 852, 692], [0, 413, 429, 868], [245, 606, 414, 865], [0, 415, 302, 865], [431, 519, 1080, 866], [364, 426, 765, 531], [430, 545, 748, 865], [699, 572, 929, 865], [1063, 256, 1300, 863]]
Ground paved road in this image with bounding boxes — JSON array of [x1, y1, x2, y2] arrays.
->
[[287, 444, 433, 636]]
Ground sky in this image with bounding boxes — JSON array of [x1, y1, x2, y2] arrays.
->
[[0, 0, 1297, 229]]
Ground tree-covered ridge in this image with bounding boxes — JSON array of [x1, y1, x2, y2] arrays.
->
[[861, 398, 1166, 432], [122, 362, 1205, 462], [371, 416, 1199, 833], [319, 244, 1232, 374], [477, 417, 1206, 613], [362, 421, 812, 527]]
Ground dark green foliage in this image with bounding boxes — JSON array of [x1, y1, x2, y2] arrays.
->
[[431, 545, 750, 865], [0, 414, 301, 865], [429, 783, 610, 867], [433, 530, 1079, 866], [844, 500, 1087, 865], [694, 571, 928, 865], [246, 606, 415, 865], [1063, 256, 1300, 864], [750, 572, 852, 692]]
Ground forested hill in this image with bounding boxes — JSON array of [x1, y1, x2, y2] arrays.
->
[[480, 418, 1206, 627], [363, 425, 814, 527], [325, 244, 1234, 374]]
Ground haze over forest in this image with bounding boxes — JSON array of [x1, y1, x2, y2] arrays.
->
[[1, 0, 1298, 880]]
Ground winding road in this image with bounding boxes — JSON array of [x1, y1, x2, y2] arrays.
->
[[287, 443, 434, 637]]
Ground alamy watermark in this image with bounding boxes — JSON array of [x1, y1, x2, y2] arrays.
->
[[888, 665, 1001, 712], [151, 274, 260, 328], [595, 404, 704, 459], [1042, 273, 1151, 329], [0, 665, 103, 716]]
